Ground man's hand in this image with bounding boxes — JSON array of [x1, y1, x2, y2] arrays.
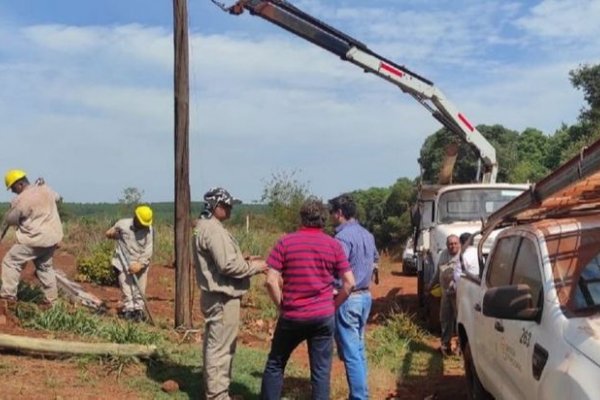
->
[[105, 227, 123, 239], [129, 261, 144, 274], [249, 258, 268, 274]]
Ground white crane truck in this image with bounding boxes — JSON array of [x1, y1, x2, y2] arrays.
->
[[214, 0, 527, 321]]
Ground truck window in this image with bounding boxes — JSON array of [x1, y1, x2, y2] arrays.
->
[[486, 236, 520, 288], [573, 253, 600, 311], [512, 238, 543, 307], [438, 188, 525, 223], [546, 227, 600, 314]]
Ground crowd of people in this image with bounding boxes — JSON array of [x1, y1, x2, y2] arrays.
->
[[0, 169, 386, 400]]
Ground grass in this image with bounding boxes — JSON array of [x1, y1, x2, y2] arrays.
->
[[15, 301, 164, 345], [126, 343, 315, 400], [367, 307, 463, 389], [230, 226, 280, 257]]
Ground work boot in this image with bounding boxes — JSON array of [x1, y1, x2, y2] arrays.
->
[[38, 298, 56, 311], [119, 310, 136, 321], [133, 310, 147, 323]]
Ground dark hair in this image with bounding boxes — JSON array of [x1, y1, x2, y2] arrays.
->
[[327, 193, 356, 219], [300, 197, 327, 228], [459, 232, 471, 246]]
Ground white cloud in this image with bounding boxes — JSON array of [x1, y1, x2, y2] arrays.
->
[[516, 0, 600, 40]]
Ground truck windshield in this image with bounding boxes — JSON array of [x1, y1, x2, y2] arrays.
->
[[437, 188, 524, 223], [548, 226, 600, 314]]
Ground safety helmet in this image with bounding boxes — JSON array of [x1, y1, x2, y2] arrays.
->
[[5, 169, 27, 190], [134, 205, 153, 227], [203, 187, 240, 210]]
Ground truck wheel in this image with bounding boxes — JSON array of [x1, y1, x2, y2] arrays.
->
[[463, 342, 490, 400]]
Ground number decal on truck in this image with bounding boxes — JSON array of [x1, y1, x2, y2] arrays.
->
[[520, 328, 532, 348]]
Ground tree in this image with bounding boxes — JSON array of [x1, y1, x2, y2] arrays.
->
[[261, 170, 310, 232], [570, 64, 600, 128], [419, 124, 521, 184], [509, 128, 549, 182], [119, 187, 144, 206], [352, 178, 417, 248]]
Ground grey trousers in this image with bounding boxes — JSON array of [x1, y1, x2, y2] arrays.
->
[[118, 267, 149, 311], [440, 292, 456, 348], [1, 243, 58, 302], [201, 291, 241, 400]]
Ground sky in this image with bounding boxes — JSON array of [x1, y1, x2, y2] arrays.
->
[[1, 0, 599, 203]]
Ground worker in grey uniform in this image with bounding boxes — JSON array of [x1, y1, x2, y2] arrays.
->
[[193, 187, 266, 400], [106, 205, 154, 322], [1, 169, 63, 305]]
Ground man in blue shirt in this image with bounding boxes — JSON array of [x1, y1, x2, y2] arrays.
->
[[328, 193, 379, 400]]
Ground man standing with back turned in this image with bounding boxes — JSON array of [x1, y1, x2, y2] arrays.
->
[[261, 197, 355, 400], [329, 193, 379, 399], [0, 169, 63, 305]]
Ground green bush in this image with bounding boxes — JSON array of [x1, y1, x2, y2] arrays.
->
[[76, 241, 117, 286], [231, 227, 279, 257], [368, 310, 428, 367]]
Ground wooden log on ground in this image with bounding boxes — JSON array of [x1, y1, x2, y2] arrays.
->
[[0, 333, 157, 358]]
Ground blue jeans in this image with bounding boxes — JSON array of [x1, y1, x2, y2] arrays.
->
[[260, 316, 334, 400], [335, 292, 372, 400]]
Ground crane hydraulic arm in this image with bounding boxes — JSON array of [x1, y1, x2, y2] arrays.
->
[[213, 0, 498, 183]]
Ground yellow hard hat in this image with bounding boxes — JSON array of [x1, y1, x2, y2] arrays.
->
[[430, 284, 442, 298], [134, 205, 153, 227], [5, 169, 27, 190]]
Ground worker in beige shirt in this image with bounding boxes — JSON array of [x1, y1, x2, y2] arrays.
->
[[1, 169, 63, 304], [105, 205, 154, 322], [193, 187, 266, 400]]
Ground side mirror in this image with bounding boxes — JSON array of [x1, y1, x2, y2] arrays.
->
[[483, 284, 540, 321]]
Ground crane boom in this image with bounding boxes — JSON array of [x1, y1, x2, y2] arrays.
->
[[217, 0, 498, 183]]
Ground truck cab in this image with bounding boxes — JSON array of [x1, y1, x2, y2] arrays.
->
[[458, 215, 600, 400], [456, 140, 600, 400], [414, 183, 528, 308]]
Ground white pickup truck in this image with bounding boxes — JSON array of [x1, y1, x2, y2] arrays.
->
[[457, 202, 600, 399]]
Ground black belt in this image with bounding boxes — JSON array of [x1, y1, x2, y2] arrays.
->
[[351, 287, 370, 294]]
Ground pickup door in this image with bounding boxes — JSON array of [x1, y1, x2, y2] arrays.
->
[[481, 232, 546, 399]]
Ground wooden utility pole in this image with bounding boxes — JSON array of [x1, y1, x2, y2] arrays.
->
[[173, 0, 192, 328]]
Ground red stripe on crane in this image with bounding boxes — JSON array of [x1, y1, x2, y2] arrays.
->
[[458, 113, 475, 132], [380, 62, 404, 77]]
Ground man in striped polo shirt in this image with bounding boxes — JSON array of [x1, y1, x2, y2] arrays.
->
[[260, 197, 355, 400], [329, 193, 379, 400]]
